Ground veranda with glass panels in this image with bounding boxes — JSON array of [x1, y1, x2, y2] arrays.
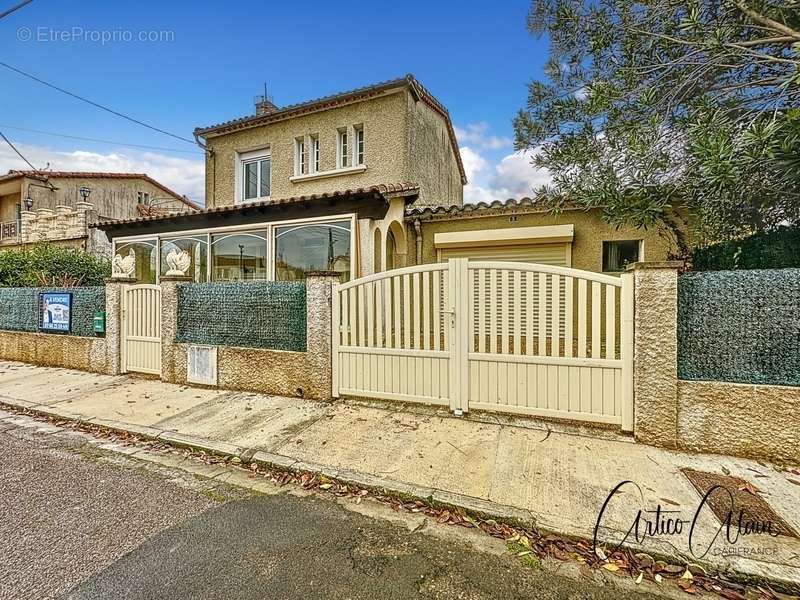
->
[[112, 213, 356, 285]]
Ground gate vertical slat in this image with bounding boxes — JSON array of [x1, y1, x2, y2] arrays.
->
[[433, 272, 441, 351], [577, 279, 587, 357], [591, 282, 602, 359], [551, 274, 560, 357], [501, 270, 510, 354], [606, 285, 616, 360], [402, 274, 411, 349], [538, 273, 547, 356], [564, 278, 574, 358], [512, 272, 522, 355], [478, 270, 486, 353]]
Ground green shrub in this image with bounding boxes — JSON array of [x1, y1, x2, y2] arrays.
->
[[692, 226, 800, 271], [0, 244, 110, 287]]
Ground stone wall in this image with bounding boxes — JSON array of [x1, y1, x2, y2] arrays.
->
[[0, 330, 108, 373], [161, 272, 336, 400], [677, 380, 800, 464], [631, 261, 800, 464], [0, 278, 124, 374]]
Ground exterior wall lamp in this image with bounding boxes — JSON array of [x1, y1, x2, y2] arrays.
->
[[79, 186, 91, 201]]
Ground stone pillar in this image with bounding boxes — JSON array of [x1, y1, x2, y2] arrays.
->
[[159, 275, 192, 383], [629, 261, 683, 448], [19, 210, 35, 243], [306, 271, 338, 401], [103, 277, 136, 374]]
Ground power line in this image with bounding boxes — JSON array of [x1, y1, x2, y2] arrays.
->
[[0, 129, 41, 171], [0, 0, 33, 20], [0, 124, 204, 155], [0, 62, 199, 146]]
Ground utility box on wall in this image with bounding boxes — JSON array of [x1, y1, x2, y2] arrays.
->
[[93, 310, 106, 335]]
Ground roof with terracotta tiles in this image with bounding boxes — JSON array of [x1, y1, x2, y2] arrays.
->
[[406, 197, 576, 220], [194, 75, 467, 185], [0, 170, 201, 211], [91, 182, 420, 229]]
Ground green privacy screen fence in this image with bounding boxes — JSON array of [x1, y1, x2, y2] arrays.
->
[[176, 282, 307, 351], [678, 269, 800, 387], [0, 287, 105, 338]]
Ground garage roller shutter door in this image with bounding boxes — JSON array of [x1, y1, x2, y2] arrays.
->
[[439, 243, 571, 344], [438, 242, 569, 266]]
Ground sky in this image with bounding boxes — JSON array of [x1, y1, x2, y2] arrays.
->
[[0, 0, 551, 205]]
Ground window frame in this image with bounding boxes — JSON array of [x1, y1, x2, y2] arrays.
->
[[602, 239, 643, 273], [294, 137, 307, 176], [235, 148, 271, 204], [311, 134, 320, 173], [354, 124, 364, 166], [337, 128, 350, 169]]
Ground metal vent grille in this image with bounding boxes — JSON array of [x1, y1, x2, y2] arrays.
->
[[187, 345, 217, 386]]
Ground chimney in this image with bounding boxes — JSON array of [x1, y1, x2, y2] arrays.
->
[[254, 84, 278, 116]]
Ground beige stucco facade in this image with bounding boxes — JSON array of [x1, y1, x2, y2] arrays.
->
[[201, 87, 463, 210], [406, 205, 684, 271]]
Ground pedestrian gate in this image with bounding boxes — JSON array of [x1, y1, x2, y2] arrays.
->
[[332, 259, 633, 430], [121, 284, 162, 375]]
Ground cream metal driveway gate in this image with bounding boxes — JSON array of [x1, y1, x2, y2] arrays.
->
[[121, 284, 162, 375], [332, 259, 633, 430]]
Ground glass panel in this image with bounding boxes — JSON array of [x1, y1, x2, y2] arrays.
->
[[602, 240, 641, 272], [356, 128, 364, 164], [115, 240, 158, 284], [160, 235, 208, 282], [275, 220, 351, 282], [340, 132, 349, 167], [244, 161, 258, 200], [259, 158, 271, 197], [211, 231, 268, 281]]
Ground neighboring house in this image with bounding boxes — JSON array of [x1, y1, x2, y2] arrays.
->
[[94, 75, 685, 284], [0, 171, 199, 257]]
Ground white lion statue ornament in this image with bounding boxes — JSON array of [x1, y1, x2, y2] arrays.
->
[[111, 249, 136, 278], [165, 248, 191, 276]]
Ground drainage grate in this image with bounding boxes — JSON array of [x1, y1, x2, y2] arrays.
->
[[682, 469, 798, 539]]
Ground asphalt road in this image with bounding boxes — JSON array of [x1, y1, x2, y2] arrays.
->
[[0, 418, 667, 600]]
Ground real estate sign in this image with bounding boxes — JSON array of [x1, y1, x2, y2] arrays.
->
[[39, 292, 72, 333]]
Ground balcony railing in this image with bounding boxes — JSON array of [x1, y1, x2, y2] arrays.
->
[[0, 221, 19, 242]]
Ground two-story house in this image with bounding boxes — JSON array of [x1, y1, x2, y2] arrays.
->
[[94, 75, 466, 283], [0, 170, 199, 258]]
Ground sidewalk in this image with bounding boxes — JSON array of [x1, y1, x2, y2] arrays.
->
[[1, 360, 798, 588]]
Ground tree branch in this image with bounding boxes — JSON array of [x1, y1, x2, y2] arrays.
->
[[731, 1, 800, 40]]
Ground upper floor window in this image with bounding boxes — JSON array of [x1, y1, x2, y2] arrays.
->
[[602, 240, 641, 272], [137, 191, 150, 204], [311, 134, 320, 173], [338, 129, 349, 168], [238, 149, 271, 203], [355, 125, 364, 165], [294, 137, 307, 176]]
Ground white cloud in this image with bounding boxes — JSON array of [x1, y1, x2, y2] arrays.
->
[[459, 146, 489, 181], [462, 147, 551, 204], [0, 142, 205, 204], [454, 122, 512, 150]]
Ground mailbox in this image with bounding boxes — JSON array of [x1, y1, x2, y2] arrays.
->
[[93, 310, 106, 334]]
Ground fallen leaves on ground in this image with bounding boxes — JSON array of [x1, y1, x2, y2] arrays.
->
[[5, 401, 792, 600]]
